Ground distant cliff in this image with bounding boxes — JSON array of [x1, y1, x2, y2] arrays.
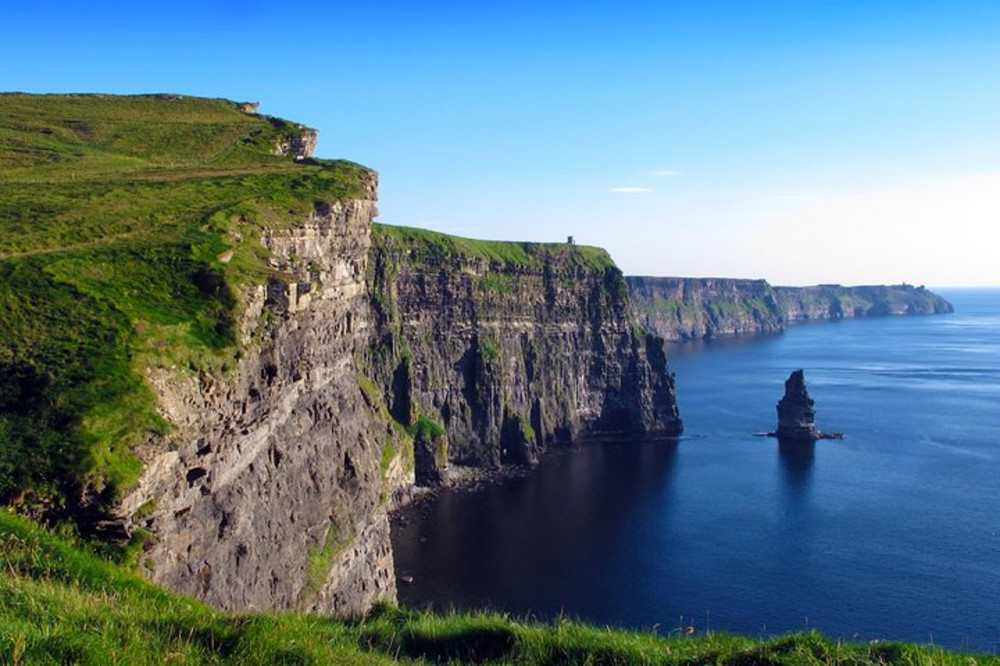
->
[[365, 225, 682, 481], [773, 284, 954, 322], [627, 277, 953, 342]]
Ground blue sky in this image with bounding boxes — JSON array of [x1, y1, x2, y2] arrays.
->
[[4, 1, 999, 285]]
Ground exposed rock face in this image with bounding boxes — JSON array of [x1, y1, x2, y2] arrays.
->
[[628, 277, 953, 342], [627, 277, 782, 341], [273, 126, 319, 159], [773, 284, 954, 322], [774, 370, 818, 441], [117, 183, 687, 616], [365, 227, 682, 477], [120, 171, 403, 615]]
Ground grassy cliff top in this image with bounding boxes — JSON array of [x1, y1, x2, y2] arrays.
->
[[372, 223, 616, 272], [0, 93, 372, 517], [1, 510, 984, 665], [0, 93, 313, 177]]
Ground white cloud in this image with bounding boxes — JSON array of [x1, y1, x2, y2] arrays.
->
[[650, 169, 681, 178], [610, 186, 653, 194]]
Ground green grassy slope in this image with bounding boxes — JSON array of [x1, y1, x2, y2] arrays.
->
[[372, 223, 616, 271], [0, 93, 371, 518], [2, 511, 987, 665]]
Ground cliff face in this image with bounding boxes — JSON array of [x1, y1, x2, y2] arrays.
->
[[626, 277, 783, 342], [365, 226, 682, 477], [773, 284, 954, 322], [2, 94, 689, 621], [628, 277, 953, 342], [120, 174, 402, 615]]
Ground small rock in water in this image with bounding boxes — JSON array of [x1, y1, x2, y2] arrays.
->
[[769, 369, 844, 441], [775, 369, 819, 441]]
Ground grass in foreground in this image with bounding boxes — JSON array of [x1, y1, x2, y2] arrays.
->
[[1, 511, 992, 665]]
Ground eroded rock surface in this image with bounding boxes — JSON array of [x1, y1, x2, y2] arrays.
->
[[365, 228, 683, 479], [774, 369, 819, 441], [628, 277, 954, 342], [121, 172, 401, 615]]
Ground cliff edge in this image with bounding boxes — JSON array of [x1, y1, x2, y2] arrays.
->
[[628, 277, 953, 342], [0, 94, 397, 615], [365, 225, 682, 480], [0, 94, 682, 617]]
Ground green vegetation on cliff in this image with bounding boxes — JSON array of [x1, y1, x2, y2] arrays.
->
[[627, 276, 954, 342], [1, 511, 986, 665], [365, 222, 681, 472], [0, 93, 372, 518], [372, 223, 616, 271]]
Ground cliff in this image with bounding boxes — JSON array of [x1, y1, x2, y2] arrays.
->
[[0, 94, 399, 615], [122, 187, 400, 615], [627, 277, 783, 341], [0, 94, 681, 617], [627, 277, 953, 342], [773, 284, 955, 322], [364, 225, 682, 479]]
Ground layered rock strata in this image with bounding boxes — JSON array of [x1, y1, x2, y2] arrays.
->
[[120, 172, 404, 615], [773, 284, 954, 322], [627, 277, 783, 341], [627, 277, 953, 342], [365, 226, 683, 479], [773, 369, 819, 441]]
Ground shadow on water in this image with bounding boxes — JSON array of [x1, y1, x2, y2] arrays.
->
[[666, 330, 785, 360], [777, 438, 814, 501], [392, 436, 680, 617]]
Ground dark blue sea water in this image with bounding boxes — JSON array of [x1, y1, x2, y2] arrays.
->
[[392, 288, 1000, 652]]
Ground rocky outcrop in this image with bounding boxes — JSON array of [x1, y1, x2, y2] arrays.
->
[[768, 369, 844, 442], [273, 125, 319, 159], [627, 277, 953, 342], [120, 171, 403, 615], [773, 370, 818, 441], [364, 226, 682, 479]]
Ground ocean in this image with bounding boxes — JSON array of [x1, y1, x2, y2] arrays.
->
[[391, 288, 1000, 652]]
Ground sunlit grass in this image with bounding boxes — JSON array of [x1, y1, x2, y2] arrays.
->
[[373, 223, 616, 272], [0, 93, 371, 513]]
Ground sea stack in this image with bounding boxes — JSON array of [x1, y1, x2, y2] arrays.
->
[[775, 369, 819, 441]]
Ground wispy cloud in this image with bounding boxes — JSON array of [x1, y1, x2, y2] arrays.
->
[[650, 169, 681, 178], [610, 186, 653, 194]]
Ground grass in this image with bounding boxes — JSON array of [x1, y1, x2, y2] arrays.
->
[[0, 93, 373, 516], [1, 510, 992, 665], [410, 414, 446, 441], [372, 223, 616, 271]]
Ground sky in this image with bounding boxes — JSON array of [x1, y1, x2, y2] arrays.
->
[[3, 1, 999, 286]]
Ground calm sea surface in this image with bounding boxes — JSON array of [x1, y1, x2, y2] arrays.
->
[[392, 288, 1000, 652]]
